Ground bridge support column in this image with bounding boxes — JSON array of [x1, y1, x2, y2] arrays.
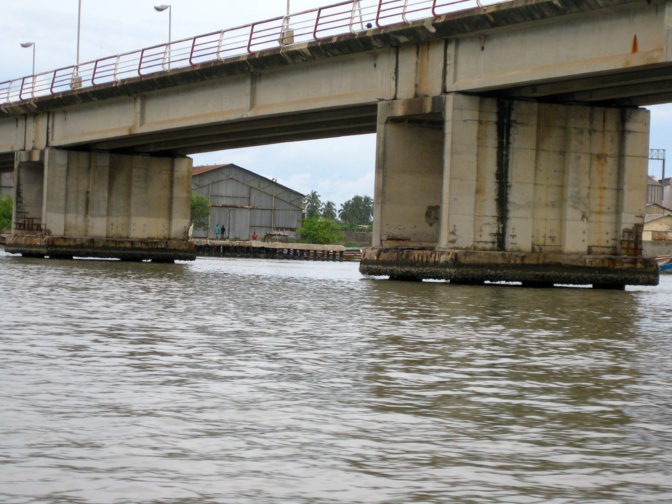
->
[[6, 148, 195, 261], [361, 95, 659, 287]]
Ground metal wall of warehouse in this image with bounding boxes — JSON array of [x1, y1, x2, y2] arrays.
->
[[192, 164, 304, 240]]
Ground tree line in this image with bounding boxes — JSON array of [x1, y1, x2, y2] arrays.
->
[[304, 191, 373, 226], [298, 191, 373, 245]]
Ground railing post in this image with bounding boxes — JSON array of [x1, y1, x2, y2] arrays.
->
[[376, 0, 384, 28], [92, 60, 100, 85], [313, 7, 324, 40], [50, 70, 58, 95], [19, 77, 27, 101], [114, 55, 122, 82], [189, 37, 198, 66], [138, 48, 147, 76], [349, 0, 358, 33], [247, 23, 257, 54], [162, 45, 171, 71], [217, 30, 226, 60]]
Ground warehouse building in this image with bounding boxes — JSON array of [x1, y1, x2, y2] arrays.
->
[[192, 164, 304, 240]]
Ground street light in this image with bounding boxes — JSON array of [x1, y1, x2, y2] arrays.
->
[[282, 0, 294, 45], [72, 0, 83, 88], [154, 4, 172, 70], [20, 42, 36, 97]]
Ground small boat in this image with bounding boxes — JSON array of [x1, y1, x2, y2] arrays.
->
[[656, 256, 672, 273]]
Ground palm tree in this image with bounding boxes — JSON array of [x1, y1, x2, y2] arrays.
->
[[322, 201, 337, 220], [339, 199, 354, 224], [304, 190, 322, 219], [340, 195, 373, 225], [362, 195, 373, 224]]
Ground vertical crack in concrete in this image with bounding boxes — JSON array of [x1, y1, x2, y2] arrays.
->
[[496, 99, 512, 251]]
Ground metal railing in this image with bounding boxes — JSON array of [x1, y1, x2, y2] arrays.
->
[[0, 0, 504, 106]]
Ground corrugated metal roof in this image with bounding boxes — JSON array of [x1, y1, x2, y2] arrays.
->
[[192, 164, 234, 176], [193, 164, 304, 199]]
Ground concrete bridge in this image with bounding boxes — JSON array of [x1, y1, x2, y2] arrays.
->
[[0, 0, 666, 286]]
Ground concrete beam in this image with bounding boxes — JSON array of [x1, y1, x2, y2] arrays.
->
[[2, 0, 669, 159]]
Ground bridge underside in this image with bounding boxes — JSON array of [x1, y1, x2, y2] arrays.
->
[[89, 105, 379, 156], [359, 95, 659, 288]]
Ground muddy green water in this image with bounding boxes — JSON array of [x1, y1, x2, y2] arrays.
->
[[1, 250, 671, 503]]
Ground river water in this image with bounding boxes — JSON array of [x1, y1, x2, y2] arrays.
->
[[1, 249, 671, 504]]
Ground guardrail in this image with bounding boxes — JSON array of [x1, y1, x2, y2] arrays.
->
[[0, 0, 504, 106]]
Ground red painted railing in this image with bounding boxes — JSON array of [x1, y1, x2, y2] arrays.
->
[[0, 0, 502, 106]]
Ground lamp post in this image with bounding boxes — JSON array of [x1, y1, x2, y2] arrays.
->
[[20, 42, 35, 97], [283, 0, 294, 45], [154, 4, 172, 70], [72, 0, 83, 88], [76, 0, 82, 68]]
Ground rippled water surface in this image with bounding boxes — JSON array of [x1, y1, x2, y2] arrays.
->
[[1, 250, 672, 503]]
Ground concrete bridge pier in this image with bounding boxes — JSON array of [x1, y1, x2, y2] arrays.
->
[[6, 148, 195, 261], [360, 95, 659, 288]]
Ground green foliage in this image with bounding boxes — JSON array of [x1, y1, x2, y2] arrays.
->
[[304, 190, 322, 219], [297, 217, 343, 245], [0, 196, 12, 232], [339, 195, 373, 226], [191, 193, 211, 230]]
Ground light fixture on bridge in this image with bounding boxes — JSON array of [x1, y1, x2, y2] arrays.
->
[[154, 4, 172, 70], [20, 42, 35, 75], [20, 42, 36, 98], [282, 0, 295, 45], [72, 0, 83, 89]]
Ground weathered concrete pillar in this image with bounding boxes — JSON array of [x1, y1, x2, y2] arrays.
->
[[6, 148, 195, 261], [439, 93, 486, 250], [12, 150, 45, 234], [373, 97, 444, 249], [361, 95, 658, 287], [88, 153, 111, 237], [617, 108, 649, 256]]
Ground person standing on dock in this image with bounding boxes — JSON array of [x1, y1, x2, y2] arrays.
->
[[215, 224, 220, 240], [222, 226, 226, 240]]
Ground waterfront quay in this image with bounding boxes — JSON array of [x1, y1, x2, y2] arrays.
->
[[192, 239, 349, 261]]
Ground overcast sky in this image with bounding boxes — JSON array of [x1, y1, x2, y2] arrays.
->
[[2, 1, 670, 206]]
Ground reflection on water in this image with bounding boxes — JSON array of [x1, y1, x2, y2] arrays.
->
[[1, 250, 671, 503]]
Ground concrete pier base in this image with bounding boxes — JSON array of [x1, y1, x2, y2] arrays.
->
[[4, 236, 195, 262], [360, 248, 659, 288]]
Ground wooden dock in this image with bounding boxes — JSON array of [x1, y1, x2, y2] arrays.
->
[[192, 239, 350, 261]]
